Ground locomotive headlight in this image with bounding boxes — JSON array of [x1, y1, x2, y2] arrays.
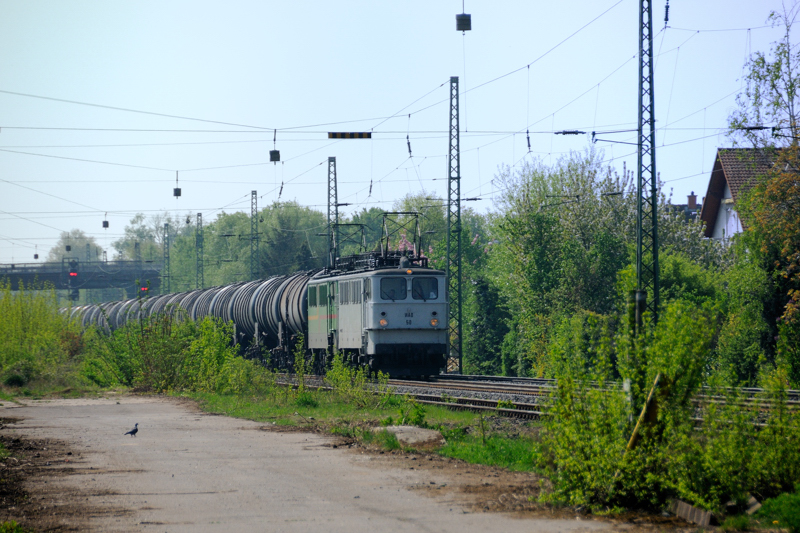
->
[[379, 318, 388, 327], [430, 318, 439, 327]]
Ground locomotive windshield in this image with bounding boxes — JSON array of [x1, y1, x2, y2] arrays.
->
[[412, 277, 438, 301], [380, 277, 406, 301]]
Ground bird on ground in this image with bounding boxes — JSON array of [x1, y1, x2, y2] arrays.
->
[[124, 423, 139, 437]]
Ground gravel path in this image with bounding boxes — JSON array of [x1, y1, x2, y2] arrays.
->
[[0, 395, 610, 533]]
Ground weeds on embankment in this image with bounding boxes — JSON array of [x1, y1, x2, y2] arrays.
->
[[3, 287, 800, 528], [0, 282, 89, 396]]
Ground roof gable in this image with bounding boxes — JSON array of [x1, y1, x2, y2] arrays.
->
[[699, 148, 775, 238]]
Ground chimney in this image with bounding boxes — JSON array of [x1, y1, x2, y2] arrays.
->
[[688, 191, 697, 210]]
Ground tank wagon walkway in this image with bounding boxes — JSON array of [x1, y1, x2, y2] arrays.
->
[[0, 396, 610, 532]]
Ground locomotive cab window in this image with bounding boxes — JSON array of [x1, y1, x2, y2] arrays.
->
[[380, 277, 406, 301], [412, 277, 438, 300]]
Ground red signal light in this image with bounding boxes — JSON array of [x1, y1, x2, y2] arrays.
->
[[140, 287, 148, 292], [69, 272, 78, 277]]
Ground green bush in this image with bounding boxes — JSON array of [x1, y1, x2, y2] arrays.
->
[[721, 514, 751, 531], [757, 484, 800, 533], [0, 521, 32, 533], [538, 298, 800, 514], [0, 281, 81, 389], [324, 352, 389, 408], [83, 313, 273, 395]]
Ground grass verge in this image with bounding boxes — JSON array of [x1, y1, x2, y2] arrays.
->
[[185, 388, 541, 472]]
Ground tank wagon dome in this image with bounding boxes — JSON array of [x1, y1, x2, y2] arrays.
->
[[279, 272, 314, 335], [114, 299, 139, 329], [148, 293, 174, 317], [161, 291, 189, 318], [95, 301, 118, 334], [191, 286, 224, 321], [227, 280, 263, 337], [135, 294, 158, 321], [209, 281, 247, 321], [174, 290, 203, 320], [82, 305, 102, 329], [251, 276, 285, 343], [103, 300, 126, 330], [69, 305, 86, 321]]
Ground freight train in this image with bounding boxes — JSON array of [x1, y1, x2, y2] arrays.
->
[[69, 251, 448, 377]]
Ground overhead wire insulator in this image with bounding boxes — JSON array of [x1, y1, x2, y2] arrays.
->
[[270, 129, 280, 163], [174, 170, 181, 198], [526, 129, 531, 152], [407, 135, 412, 157], [664, 0, 670, 26], [368, 179, 373, 197], [278, 181, 284, 199]]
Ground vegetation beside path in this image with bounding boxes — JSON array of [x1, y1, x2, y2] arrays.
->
[[3, 281, 800, 530]]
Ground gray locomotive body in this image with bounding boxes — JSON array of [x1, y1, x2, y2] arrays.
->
[[307, 266, 447, 376]]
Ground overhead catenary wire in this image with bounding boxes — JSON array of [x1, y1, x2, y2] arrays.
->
[[0, 10, 781, 266], [0, 89, 273, 130]]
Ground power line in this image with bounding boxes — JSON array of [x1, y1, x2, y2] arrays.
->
[[0, 177, 102, 212], [407, 0, 626, 118], [0, 89, 273, 130], [0, 148, 172, 171]]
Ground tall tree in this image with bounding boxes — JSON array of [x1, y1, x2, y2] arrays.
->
[[45, 229, 104, 263], [729, 3, 800, 147], [726, 4, 800, 384]]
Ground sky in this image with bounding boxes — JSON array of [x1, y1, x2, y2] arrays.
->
[[0, 0, 791, 264]]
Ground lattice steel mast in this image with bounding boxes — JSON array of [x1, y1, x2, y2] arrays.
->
[[250, 190, 259, 280], [446, 76, 462, 373], [327, 157, 339, 268], [196, 213, 204, 289], [636, 0, 659, 327]]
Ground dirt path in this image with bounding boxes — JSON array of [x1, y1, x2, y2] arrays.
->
[[0, 395, 614, 532]]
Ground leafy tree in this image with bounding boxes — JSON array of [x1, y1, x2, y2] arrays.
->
[[45, 229, 104, 263], [258, 201, 327, 277], [716, 252, 774, 384], [112, 213, 175, 262], [487, 148, 723, 377], [347, 207, 385, 254], [733, 147, 800, 384], [726, 5, 800, 384], [463, 277, 509, 375], [728, 4, 800, 147]]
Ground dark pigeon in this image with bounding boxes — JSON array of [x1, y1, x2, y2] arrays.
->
[[124, 423, 139, 437]]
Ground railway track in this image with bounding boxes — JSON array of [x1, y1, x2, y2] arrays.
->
[[279, 373, 800, 421], [389, 375, 800, 420]]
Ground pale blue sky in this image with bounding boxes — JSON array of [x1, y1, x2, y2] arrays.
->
[[0, 0, 789, 263]]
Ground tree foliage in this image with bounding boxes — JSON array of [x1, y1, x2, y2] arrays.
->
[[45, 229, 105, 263], [728, 4, 800, 147]]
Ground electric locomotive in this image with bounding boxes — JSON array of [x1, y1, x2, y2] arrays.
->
[[307, 252, 448, 376]]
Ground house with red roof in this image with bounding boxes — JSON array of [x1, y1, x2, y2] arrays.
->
[[699, 148, 774, 240]]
